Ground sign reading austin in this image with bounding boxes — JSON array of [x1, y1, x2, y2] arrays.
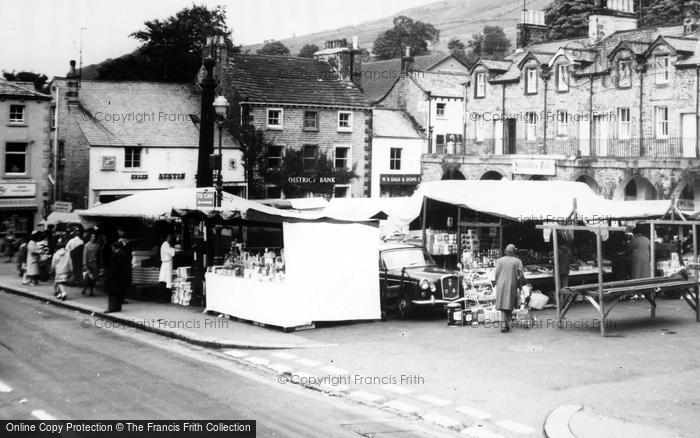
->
[[288, 176, 336, 184]]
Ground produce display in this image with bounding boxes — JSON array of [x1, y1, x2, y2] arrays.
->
[[211, 244, 286, 282]]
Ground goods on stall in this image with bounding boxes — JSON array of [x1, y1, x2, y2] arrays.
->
[[214, 246, 286, 282], [171, 267, 195, 306], [425, 229, 457, 255]]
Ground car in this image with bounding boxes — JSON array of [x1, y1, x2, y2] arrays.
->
[[378, 243, 465, 319]]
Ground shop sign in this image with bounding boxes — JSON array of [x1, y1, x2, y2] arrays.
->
[[678, 199, 696, 211], [159, 173, 185, 180], [512, 159, 556, 176], [0, 182, 36, 198], [52, 201, 73, 213], [196, 191, 215, 208], [101, 156, 116, 171], [380, 174, 422, 186], [131, 174, 148, 180]]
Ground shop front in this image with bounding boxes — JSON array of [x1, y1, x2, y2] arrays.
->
[[0, 182, 40, 237]]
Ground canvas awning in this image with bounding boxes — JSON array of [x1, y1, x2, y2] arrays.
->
[[390, 180, 671, 225]]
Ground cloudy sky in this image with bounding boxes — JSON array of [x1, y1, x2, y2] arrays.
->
[[2, 0, 435, 78]]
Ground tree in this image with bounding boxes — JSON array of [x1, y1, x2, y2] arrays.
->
[[640, 0, 683, 27], [98, 5, 238, 82], [266, 150, 357, 199], [447, 38, 470, 66], [2, 71, 49, 92], [466, 26, 510, 61], [298, 43, 320, 58], [372, 16, 439, 60], [229, 115, 271, 200], [257, 41, 290, 56]]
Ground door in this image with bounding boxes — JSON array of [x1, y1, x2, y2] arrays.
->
[[493, 120, 503, 155], [505, 119, 517, 155], [681, 113, 697, 158], [593, 115, 609, 157]]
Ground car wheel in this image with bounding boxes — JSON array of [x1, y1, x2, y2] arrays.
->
[[398, 294, 413, 319]]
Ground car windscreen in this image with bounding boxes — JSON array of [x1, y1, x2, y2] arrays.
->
[[382, 248, 435, 270]]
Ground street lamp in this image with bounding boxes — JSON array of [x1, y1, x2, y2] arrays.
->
[[213, 95, 229, 208]]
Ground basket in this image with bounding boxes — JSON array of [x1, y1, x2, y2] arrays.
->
[[529, 292, 549, 310]]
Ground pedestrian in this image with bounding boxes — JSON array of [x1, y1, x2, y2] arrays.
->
[[557, 236, 571, 289], [105, 241, 129, 313], [628, 226, 651, 279], [66, 229, 85, 286], [495, 244, 524, 333], [82, 231, 100, 296], [159, 234, 176, 293], [45, 224, 56, 256], [5, 231, 16, 262], [37, 233, 51, 281], [17, 237, 28, 278], [24, 231, 43, 286], [611, 234, 630, 281], [50, 238, 72, 301]]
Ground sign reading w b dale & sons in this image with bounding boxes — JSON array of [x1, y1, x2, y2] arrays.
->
[[380, 174, 421, 186]]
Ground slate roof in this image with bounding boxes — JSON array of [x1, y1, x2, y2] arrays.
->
[[0, 80, 50, 99], [373, 109, 425, 139], [68, 81, 236, 148], [225, 54, 368, 108], [360, 53, 466, 104], [410, 72, 468, 98]]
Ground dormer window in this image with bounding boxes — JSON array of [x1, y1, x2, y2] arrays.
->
[[475, 72, 486, 98], [525, 67, 538, 95], [618, 59, 632, 88], [655, 54, 670, 84], [556, 64, 570, 92]]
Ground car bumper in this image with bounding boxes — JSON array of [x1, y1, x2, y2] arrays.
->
[[411, 296, 466, 306]]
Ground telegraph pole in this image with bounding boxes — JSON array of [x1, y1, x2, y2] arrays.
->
[[197, 57, 216, 188]]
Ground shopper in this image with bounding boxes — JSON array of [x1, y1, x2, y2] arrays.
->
[[50, 239, 72, 301], [495, 244, 524, 333], [628, 227, 651, 279], [17, 237, 28, 278], [159, 234, 176, 293], [24, 231, 42, 286], [611, 234, 630, 281], [4, 231, 16, 262], [557, 236, 571, 289], [105, 241, 129, 313], [66, 229, 85, 286], [82, 232, 100, 296]]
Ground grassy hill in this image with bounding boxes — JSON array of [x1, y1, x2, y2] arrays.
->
[[243, 0, 552, 55]]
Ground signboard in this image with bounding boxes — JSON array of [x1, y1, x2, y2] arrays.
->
[[196, 191, 215, 208], [159, 173, 185, 180], [380, 174, 422, 186], [101, 156, 116, 171], [512, 159, 556, 176], [52, 201, 73, 213], [0, 182, 36, 198]]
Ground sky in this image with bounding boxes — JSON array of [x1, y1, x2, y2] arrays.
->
[[1, 0, 437, 78]]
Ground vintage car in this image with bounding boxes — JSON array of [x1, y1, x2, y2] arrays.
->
[[379, 243, 465, 318]]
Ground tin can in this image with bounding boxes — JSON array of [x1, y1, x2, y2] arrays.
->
[[447, 303, 461, 326]]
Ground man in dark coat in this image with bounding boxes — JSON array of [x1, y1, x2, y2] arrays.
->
[[628, 227, 651, 279], [105, 241, 129, 313], [557, 238, 571, 289], [495, 244, 524, 333]]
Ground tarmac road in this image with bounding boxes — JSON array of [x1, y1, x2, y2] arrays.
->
[[0, 292, 454, 438]]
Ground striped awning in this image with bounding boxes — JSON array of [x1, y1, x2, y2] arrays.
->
[[0, 198, 38, 210]]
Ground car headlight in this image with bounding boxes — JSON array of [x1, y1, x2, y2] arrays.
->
[[430, 282, 437, 292], [420, 279, 430, 290]]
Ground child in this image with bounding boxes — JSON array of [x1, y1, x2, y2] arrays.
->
[[51, 239, 72, 301]]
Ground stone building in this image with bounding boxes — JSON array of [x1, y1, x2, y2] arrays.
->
[[0, 80, 51, 234], [425, 0, 700, 211], [212, 39, 371, 199]]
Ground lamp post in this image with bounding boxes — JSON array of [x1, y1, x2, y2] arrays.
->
[[213, 95, 229, 208]]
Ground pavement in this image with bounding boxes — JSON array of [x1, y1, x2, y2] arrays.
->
[[1, 260, 697, 437]]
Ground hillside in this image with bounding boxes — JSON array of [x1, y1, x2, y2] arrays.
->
[[243, 0, 552, 55]]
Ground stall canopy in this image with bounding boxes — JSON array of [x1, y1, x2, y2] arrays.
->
[[323, 197, 412, 221], [391, 180, 671, 225], [40, 210, 86, 226]]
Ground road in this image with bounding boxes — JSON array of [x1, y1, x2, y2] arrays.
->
[[0, 292, 453, 438]]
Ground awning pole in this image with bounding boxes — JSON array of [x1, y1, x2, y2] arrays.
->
[[552, 230, 561, 325], [421, 197, 428, 250], [596, 229, 606, 336], [650, 222, 656, 279]]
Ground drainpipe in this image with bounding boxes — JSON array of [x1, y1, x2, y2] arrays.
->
[[638, 56, 646, 156], [53, 85, 60, 202], [696, 66, 699, 157], [588, 75, 594, 155], [502, 83, 506, 154], [541, 65, 551, 154], [427, 92, 432, 153]]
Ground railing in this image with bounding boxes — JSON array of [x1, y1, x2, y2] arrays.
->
[[432, 137, 699, 159]]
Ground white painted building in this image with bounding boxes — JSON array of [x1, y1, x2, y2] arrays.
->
[[371, 109, 426, 197]]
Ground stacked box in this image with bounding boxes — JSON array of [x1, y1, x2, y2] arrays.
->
[[171, 267, 195, 306]]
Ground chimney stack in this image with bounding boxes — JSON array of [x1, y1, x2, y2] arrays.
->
[[589, 0, 637, 41], [517, 6, 548, 49], [401, 46, 414, 75], [314, 37, 363, 88], [66, 60, 79, 106], [684, 0, 700, 35]]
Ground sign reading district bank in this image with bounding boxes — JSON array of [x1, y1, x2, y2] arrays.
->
[[380, 174, 422, 186], [512, 159, 556, 176]]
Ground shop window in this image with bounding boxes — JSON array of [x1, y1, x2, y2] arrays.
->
[[617, 108, 631, 139], [655, 106, 669, 139], [474, 72, 486, 98], [525, 67, 538, 94], [389, 148, 402, 170], [525, 112, 537, 141], [618, 59, 632, 88], [5, 143, 28, 175], [334, 146, 350, 170], [655, 55, 670, 84], [267, 108, 283, 129], [124, 147, 141, 168], [9, 105, 25, 124], [436, 103, 446, 118], [337, 111, 353, 132], [556, 64, 569, 92], [267, 145, 284, 169], [265, 185, 282, 199], [302, 145, 317, 171], [333, 185, 350, 198], [556, 111, 569, 137], [303, 111, 318, 130]]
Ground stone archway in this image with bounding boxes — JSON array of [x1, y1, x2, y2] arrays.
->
[[673, 179, 700, 210], [575, 174, 602, 195], [480, 171, 504, 180], [614, 175, 659, 201], [529, 175, 548, 181], [442, 168, 466, 180]]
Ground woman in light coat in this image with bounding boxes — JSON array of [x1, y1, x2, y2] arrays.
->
[[159, 234, 176, 291], [51, 239, 72, 300], [24, 232, 42, 285]]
